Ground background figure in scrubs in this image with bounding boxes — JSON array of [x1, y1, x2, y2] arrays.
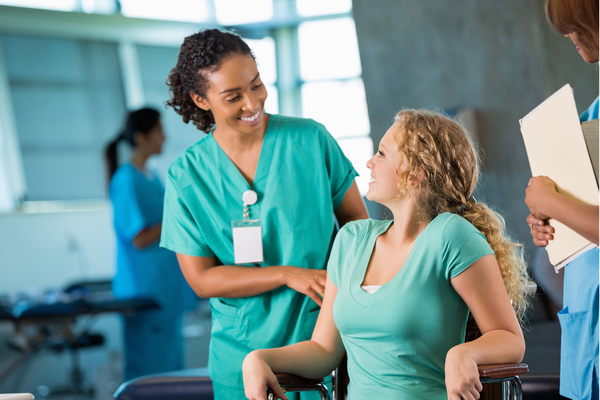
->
[[161, 29, 368, 399], [526, 1, 599, 398], [105, 107, 197, 381]]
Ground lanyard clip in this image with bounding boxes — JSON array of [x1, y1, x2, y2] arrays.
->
[[242, 190, 258, 221]]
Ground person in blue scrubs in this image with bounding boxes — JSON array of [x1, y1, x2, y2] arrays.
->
[[105, 108, 197, 381], [161, 29, 368, 399], [526, 1, 599, 398]]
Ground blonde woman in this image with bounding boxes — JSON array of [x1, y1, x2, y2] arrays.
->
[[243, 109, 529, 400]]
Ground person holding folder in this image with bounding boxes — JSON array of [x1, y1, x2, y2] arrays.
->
[[525, 1, 599, 399]]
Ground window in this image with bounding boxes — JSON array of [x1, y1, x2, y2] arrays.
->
[[2, 34, 125, 200], [0, 0, 76, 11], [0, 1, 373, 206], [120, 0, 209, 23], [298, 17, 372, 194], [214, 0, 273, 26], [296, 0, 352, 17]]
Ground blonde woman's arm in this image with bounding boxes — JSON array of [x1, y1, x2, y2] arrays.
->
[[243, 276, 345, 400], [446, 254, 525, 400]]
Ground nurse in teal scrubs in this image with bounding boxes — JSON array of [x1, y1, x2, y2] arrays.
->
[[161, 29, 368, 399], [105, 108, 197, 380], [526, 1, 599, 398]]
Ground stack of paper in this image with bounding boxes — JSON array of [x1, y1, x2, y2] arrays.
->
[[520, 84, 599, 271], [582, 119, 599, 184]]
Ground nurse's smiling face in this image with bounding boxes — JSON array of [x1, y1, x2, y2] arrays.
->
[[191, 54, 268, 138]]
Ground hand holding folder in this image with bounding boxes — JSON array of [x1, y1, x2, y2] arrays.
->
[[520, 84, 599, 271]]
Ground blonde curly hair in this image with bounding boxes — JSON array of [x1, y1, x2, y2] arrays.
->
[[393, 109, 530, 324]]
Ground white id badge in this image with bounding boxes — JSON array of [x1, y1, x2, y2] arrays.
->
[[232, 219, 264, 264]]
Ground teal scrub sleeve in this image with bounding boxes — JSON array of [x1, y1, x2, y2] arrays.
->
[[326, 225, 346, 288], [441, 215, 494, 280], [160, 172, 215, 257], [316, 122, 359, 210], [111, 174, 149, 243]]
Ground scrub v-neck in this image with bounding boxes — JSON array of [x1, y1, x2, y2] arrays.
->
[[350, 219, 426, 307], [207, 116, 275, 196]]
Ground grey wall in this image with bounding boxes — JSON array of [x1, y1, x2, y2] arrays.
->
[[353, 0, 599, 262]]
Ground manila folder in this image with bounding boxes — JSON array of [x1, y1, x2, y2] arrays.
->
[[520, 83, 599, 271]]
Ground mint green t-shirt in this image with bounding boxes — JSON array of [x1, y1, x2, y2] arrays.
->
[[329, 213, 494, 399], [160, 114, 357, 391]]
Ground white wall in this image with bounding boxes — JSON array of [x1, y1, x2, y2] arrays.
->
[[0, 205, 210, 396], [0, 204, 115, 293]]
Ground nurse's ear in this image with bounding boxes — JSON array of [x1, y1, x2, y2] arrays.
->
[[133, 131, 147, 148], [190, 91, 211, 111]]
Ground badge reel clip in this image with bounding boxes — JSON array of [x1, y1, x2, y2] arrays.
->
[[232, 190, 264, 264]]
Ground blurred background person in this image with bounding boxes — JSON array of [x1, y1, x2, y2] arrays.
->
[[105, 107, 197, 381]]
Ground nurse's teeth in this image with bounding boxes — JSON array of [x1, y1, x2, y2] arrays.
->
[[241, 111, 260, 122]]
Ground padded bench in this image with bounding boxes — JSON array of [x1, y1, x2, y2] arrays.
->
[[113, 367, 213, 400]]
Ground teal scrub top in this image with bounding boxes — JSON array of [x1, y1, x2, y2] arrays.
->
[[160, 114, 358, 389], [329, 214, 493, 399]]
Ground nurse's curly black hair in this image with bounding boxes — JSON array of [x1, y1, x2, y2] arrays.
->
[[165, 29, 254, 133]]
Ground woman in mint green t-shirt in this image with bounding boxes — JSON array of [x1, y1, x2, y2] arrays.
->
[[243, 109, 530, 400]]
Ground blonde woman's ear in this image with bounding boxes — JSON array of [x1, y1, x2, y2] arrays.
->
[[407, 168, 426, 188]]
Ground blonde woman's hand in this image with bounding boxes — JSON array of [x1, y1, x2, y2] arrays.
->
[[445, 346, 482, 400], [243, 351, 288, 400], [281, 267, 327, 306]]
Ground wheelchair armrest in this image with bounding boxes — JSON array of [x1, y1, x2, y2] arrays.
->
[[478, 363, 529, 379], [274, 373, 326, 390]]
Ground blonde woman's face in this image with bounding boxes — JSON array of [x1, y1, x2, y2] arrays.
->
[[365, 125, 403, 204], [565, 32, 599, 63]]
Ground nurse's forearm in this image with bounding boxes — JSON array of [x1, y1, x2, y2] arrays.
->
[[177, 254, 326, 300], [190, 265, 293, 298], [132, 223, 162, 249], [542, 192, 599, 245], [335, 181, 369, 227]]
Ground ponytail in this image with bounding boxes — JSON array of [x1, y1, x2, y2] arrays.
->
[[104, 133, 124, 188], [394, 109, 530, 325], [458, 203, 530, 324]]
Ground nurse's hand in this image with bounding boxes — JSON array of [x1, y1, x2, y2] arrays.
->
[[445, 346, 482, 400], [281, 267, 327, 306], [243, 351, 288, 400], [527, 213, 554, 247], [525, 176, 556, 220]]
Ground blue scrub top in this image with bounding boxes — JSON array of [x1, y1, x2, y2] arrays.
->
[[558, 96, 600, 400], [110, 163, 190, 312], [161, 114, 358, 389]]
